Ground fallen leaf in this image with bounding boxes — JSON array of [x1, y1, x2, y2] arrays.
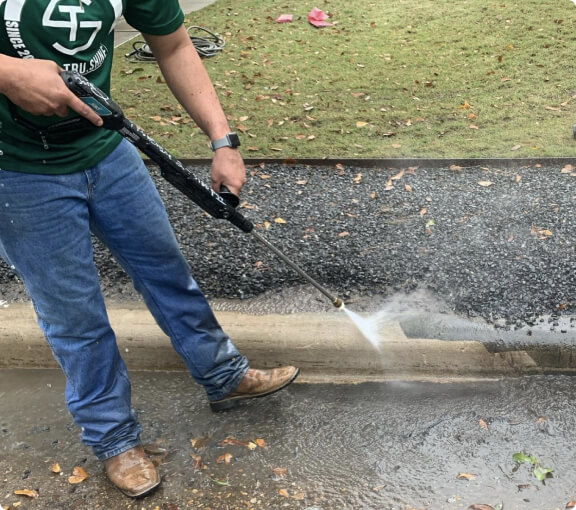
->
[[419, 208, 427, 216], [478, 418, 488, 430], [274, 217, 287, 224], [217, 453, 232, 465], [272, 467, 287, 477], [478, 181, 494, 187], [68, 466, 89, 484], [338, 232, 350, 237], [565, 500, 576, 508], [457, 472, 477, 480], [356, 121, 369, 128], [293, 492, 306, 500], [190, 435, 212, 449], [279, 489, 290, 498], [405, 184, 413, 192], [450, 165, 462, 172], [561, 164, 574, 174], [50, 462, 61, 474], [254, 438, 266, 448], [511, 144, 522, 151], [533, 465, 553, 481], [353, 173, 363, 183], [468, 505, 494, 510], [219, 437, 251, 447], [14, 489, 39, 499], [391, 169, 405, 180], [190, 454, 207, 471]]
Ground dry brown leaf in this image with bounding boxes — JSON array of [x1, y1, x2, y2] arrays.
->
[[405, 184, 413, 192], [353, 173, 363, 183], [190, 453, 207, 471], [338, 232, 350, 237], [391, 169, 405, 180], [68, 466, 89, 484], [279, 489, 290, 498], [456, 472, 476, 480], [419, 208, 427, 216], [450, 165, 462, 172], [274, 217, 287, 224], [293, 492, 306, 500], [190, 435, 212, 449], [478, 181, 494, 187], [370, 192, 377, 199], [561, 164, 574, 174], [254, 438, 266, 448], [217, 453, 232, 465], [14, 489, 39, 499], [468, 505, 494, 510], [150, 115, 162, 122], [479, 418, 488, 430], [510, 144, 522, 151], [219, 437, 250, 447], [272, 467, 287, 477], [50, 462, 61, 474]]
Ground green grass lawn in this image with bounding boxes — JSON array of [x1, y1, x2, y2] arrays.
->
[[112, 0, 576, 159]]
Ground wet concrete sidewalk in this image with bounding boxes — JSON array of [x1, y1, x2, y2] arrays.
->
[[2, 369, 576, 510]]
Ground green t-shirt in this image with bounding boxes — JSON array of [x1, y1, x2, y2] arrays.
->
[[0, 0, 184, 174]]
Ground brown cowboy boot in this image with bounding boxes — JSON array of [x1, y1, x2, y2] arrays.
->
[[103, 445, 160, 498], [210, 366, 300, 412]]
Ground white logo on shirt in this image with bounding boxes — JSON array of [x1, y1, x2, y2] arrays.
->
[[42, 0, 102, 55]]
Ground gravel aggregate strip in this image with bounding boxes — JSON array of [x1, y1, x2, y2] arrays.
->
[[1, 162, 575, 328]]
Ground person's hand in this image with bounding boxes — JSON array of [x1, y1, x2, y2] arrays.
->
[[210, 148, 246, 197], [1, 58, 102, 126]]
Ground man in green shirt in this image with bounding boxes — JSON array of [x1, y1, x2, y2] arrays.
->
[[0, 0, 299, 498]]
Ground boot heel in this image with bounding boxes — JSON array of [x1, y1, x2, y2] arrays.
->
[[209, 398, 238, 412]]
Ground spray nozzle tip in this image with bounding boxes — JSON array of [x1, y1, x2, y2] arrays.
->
[[333, 297, 344, 309]]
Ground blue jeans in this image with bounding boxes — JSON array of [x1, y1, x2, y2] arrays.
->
[[0, 139, 248, 460]]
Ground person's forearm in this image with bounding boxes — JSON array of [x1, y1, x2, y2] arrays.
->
[[143, 27, 232, 142]]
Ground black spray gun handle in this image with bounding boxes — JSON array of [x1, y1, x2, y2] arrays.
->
[[60, 70, 250, 230]]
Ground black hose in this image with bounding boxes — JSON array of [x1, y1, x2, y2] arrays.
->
[[125, 26, 225, 62]]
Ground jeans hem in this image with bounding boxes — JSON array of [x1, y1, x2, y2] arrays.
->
[[96, 440, 142, 462], [208, 363, 249, 402]]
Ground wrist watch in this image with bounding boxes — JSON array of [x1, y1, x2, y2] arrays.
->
[[210, 133, 241, 151]]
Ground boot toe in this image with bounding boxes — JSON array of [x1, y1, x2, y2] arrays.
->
[[104, 445, 160, 498]]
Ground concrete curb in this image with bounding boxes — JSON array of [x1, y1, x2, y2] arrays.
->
[[2, 302, 576, 382]]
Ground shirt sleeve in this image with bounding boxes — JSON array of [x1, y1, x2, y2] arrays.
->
[[124, 0, 185, 35]]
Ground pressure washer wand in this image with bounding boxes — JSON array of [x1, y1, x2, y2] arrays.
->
[[61, 71, 343, 308], [250, 231, 342, 308]]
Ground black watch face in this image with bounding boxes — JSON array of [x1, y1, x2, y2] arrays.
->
[[229, 133, 240, 147]]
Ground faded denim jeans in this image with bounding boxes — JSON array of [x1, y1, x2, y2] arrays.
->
[[0, 139, 248, 460]]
